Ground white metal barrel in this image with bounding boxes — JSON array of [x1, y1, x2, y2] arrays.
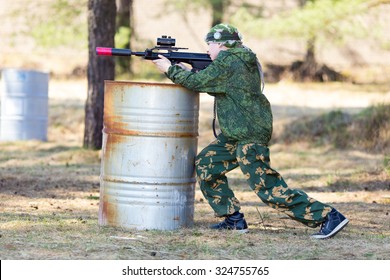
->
[[99, 81, 199, 230], [0, 69, 49, 141]]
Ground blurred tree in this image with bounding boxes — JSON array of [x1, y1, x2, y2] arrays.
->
[[234, 0, 390, 81], [8, 0, 88, 49], [163, 0, 263, 49], [164, 0, 230, 26], [296, 0, 317, 81], [209, 0, 230, 26], [84, 0, 116, 149], [164, 1, 262, 27], [115, 0, 134, 75]]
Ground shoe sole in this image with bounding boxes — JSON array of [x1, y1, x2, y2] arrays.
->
[[210, 228, 249, 234], [311, 219, 349, 239], [235, 228, 249, 234]]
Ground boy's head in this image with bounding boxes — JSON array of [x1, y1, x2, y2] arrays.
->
[[205, 23, 242, 48]]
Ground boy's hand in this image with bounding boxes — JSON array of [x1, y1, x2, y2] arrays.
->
[[152, 55, 172, 73], [176, 63, 191, 71]]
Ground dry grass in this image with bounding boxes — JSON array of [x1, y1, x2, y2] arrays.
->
[[0, 80, 390, 260], [275, 104, 390, 152]]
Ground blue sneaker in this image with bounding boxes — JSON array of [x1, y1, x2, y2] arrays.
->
[[311, 208, 349, 239], [210, 212, 249, 233]]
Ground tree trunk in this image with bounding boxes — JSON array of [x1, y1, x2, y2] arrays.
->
[[293, 0, 319, 81], [210, 0, 230, 26], [116, 0, 132, 28], [84, 0, 116, 150], [301, 36, 318, 80], [115, 0, 133, 74]]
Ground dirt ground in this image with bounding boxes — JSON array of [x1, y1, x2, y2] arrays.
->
[[0, 80, 389, 260]]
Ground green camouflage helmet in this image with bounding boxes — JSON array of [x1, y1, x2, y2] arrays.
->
[[205, 23, 243, 48]]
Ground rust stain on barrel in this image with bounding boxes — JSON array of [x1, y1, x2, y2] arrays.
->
[[100, 196, 118, 225]]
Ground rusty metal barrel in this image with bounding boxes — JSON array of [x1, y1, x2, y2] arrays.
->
[[98, 81, 199, 230]]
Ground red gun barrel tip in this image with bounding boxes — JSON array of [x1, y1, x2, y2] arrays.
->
[[96, 47, 112, 56]]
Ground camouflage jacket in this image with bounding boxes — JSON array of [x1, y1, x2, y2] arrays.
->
[[166, 47, 273, 145]]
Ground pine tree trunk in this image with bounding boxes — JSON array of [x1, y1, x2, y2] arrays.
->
[[115, 0, 133, 74], [291, 36, 319, 82], [116, 0, 132, 28], [84, 0, 116, 150], [211, 0, 230, 26], [301, 37, 318, 80]]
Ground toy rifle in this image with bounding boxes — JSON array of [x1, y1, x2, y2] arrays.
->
[[96, 35, 212, 71]]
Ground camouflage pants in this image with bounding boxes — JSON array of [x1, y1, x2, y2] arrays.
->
[[195, 133, 332, 227]]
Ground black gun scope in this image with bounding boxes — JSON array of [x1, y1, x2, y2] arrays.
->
[[157, 35, 176, 47]]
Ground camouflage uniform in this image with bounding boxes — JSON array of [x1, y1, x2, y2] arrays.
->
[[166, 26, 332, 227]]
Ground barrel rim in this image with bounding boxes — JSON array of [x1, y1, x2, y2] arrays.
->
[[1, 68, 50, 75], [104, 80, 188, 88]]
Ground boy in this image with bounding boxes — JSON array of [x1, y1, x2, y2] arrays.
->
[[153, 23, 349, 239]]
